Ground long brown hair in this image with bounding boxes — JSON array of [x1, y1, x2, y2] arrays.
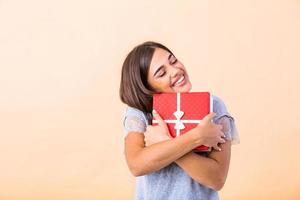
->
[[119, 41, 173, 117]]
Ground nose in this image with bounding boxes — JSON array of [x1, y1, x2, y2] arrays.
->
[[170, 66, 180, 78]]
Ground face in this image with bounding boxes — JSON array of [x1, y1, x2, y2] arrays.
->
[[147, 48, 192, 93]]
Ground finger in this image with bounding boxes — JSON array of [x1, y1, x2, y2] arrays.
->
[[219, 138, 226, 143], [213, 145, 222, 151], [218, 130, 225, 137], [153, 110, 167, 127], [216, 130, 226, 142], [145, 126, 152, 134], [220, 132, 226, 139], [202, 112, 216, 123], [217, 124, 223, 130], [212, 125, 223, 134]]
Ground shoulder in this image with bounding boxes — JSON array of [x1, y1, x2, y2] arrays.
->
[[212, 95, 240, 144], [212, 94, 230, 115], [212, 95, 226, 108], [124, 106, 148, 123], [122, 106, 149, 135]]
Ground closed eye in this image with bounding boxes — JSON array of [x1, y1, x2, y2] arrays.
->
[[169, 55, 177, 65], [159, 71, 166, 77], [171, 59, 177, 65]]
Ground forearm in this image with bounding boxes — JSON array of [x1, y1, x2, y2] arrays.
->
[[132, 131, 202, 176], [175, 152, 222, 190], [175, 141, 231, 191]]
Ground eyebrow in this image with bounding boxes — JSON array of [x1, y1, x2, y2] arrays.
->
[[153, 53, 173, 77]]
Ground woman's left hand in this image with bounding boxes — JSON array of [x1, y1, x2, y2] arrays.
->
[[144, 110, 172, 146]]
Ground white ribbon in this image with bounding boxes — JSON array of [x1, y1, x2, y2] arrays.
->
[[174, 93, 184, 136]]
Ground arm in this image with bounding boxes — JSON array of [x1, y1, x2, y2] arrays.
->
[[124, 112, 224, 177], [124, 130, 202, 177], [175, 140, 231, 191], [175, 116, 233, 191]]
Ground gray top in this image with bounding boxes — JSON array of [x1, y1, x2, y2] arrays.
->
[[122, 95, 240, 200]]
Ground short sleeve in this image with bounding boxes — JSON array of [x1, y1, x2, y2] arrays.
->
[[212, 95, 240, 145], [122, 107, 149, 138]]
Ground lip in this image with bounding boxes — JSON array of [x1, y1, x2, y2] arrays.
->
[[172, 74, 186, 87]]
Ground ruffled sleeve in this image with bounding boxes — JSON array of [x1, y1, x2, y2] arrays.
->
[[122, 107, 149, 138], [212, 95, 240, 145]]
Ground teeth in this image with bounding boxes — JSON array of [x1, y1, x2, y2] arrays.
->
[[174, 76, 184, 86]]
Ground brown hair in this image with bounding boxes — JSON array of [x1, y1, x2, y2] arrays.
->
[[119, 41, 173, 117]]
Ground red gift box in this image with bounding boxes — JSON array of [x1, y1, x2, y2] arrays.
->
[[152, 92, 213, 152]]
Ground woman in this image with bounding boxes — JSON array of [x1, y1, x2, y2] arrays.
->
[[119, 41, 240, 200]]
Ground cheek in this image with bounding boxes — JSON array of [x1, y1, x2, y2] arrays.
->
[[160, 78, 171, 87], [152, 79, 172, 91], [175, 61, 185, 69]]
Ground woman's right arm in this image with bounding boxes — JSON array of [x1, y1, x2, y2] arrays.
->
[[124, 112, 225, 176]]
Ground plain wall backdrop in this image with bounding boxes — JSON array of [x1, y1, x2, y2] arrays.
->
[[0, 0, 300, 199]]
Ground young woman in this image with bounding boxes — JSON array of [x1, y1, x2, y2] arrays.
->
[[119, 41, 240, 200]]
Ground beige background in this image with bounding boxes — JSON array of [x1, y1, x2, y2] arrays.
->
[[0, 0, 300, 199]]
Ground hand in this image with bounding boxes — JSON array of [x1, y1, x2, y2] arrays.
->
[[192, 112, 226, 151], [144, 110, 172, 147]]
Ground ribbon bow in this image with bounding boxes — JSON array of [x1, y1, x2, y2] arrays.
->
[[174, 110, 185, 131]]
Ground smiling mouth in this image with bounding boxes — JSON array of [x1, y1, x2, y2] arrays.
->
[[172, 75, 186, 87]]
